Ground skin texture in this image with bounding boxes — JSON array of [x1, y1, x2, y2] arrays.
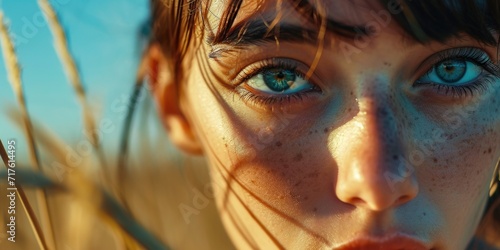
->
[[149, 0, 500, 249]]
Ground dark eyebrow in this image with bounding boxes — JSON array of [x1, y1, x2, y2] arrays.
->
[[207, 18, 368, 47]]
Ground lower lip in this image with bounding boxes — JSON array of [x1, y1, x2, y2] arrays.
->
[[335, 234, 430, 250]]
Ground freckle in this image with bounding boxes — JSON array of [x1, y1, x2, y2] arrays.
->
[[294, 181, 302, 186], [324, 127, 329, 133], [433, 158, 437, 163], [476, 170, 480, 175], [350, 91, 353, 96], [276, 141, 282, 147], [315, 129, 318, 133], [303, 196, 309, 201], [429, 188, 433, 192], [313, 207, 318, 212], [423, 212, 426, 216], [224, 143, 228, 147], [348, 108, 352, 112], [431, 178, 435, 181], [392, 155, 398, 160], [488, 147, 492, 154], [308, 131, 313, 135], [294, 153, 303, 161]]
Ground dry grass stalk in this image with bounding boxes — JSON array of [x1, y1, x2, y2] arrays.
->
[[37, 0, 105, 162], [0, 140, 48, 250], [36, 1, 117, 218], [0, 12, 56, 250]]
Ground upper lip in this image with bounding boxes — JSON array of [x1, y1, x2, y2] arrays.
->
[[335, 233, 430, 250]]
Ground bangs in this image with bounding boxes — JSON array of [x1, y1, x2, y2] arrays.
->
[[385, 0, 500, 45], [210, 0, 500, 46]]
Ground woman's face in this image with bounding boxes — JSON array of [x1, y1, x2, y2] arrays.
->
[[161, 0, 500, 249]]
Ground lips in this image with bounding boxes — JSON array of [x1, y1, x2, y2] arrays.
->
[[335, 234, 430, 250]]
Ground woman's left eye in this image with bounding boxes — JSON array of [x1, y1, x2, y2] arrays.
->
[[414, 47, 500, 98], [246, 68, 314, 94], [417, 59, 483, 85]]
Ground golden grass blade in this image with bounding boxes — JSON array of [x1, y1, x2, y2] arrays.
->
[[0, 12, 56, 250], [0, 140, 48, 250], [36, 1, 114, 206], [36, 0, 96, 145]]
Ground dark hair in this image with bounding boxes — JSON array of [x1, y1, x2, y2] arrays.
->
[[148, 0, 500, 246]]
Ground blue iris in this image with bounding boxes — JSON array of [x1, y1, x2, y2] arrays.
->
[[262, 69, 296, 92], [435, 59, 467, 83]]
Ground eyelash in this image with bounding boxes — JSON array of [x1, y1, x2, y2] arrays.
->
[[414, 47, 499, 98]]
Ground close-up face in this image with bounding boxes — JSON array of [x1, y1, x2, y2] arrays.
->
[[151, 0, 500, 249]]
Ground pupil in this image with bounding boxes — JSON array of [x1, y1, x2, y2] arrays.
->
[[435, 60, 467, 83], [444, 64, 455, 72]]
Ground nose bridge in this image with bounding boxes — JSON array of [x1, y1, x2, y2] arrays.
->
[[353, 76, 399, 163], [333, 76, 418, 211], [348, 95, 399, 177]]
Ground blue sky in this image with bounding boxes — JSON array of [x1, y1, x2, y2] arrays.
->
[[0, 0, 150, 160]]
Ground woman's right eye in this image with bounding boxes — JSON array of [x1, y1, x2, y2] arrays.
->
[[246, 68, 314, 94], [232, 58, 322, 107]]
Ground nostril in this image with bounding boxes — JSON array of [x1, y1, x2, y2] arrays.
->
[[349, 197, 365, 205], [395, 195, 411, 205]]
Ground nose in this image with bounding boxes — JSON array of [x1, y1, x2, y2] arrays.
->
[[333, 97, 419, 212]]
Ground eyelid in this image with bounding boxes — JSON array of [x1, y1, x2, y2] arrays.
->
[[232, 58, 316, 86]]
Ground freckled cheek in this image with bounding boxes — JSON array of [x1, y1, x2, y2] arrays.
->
[[227, 129, 334, 206], [199, 116, 333, 213], [420, 109, 500, 214]]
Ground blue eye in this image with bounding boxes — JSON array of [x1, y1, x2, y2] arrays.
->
[[418, 59, 483, 85], [262, 69, 296, 91], [247, 68, 313, 94]]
